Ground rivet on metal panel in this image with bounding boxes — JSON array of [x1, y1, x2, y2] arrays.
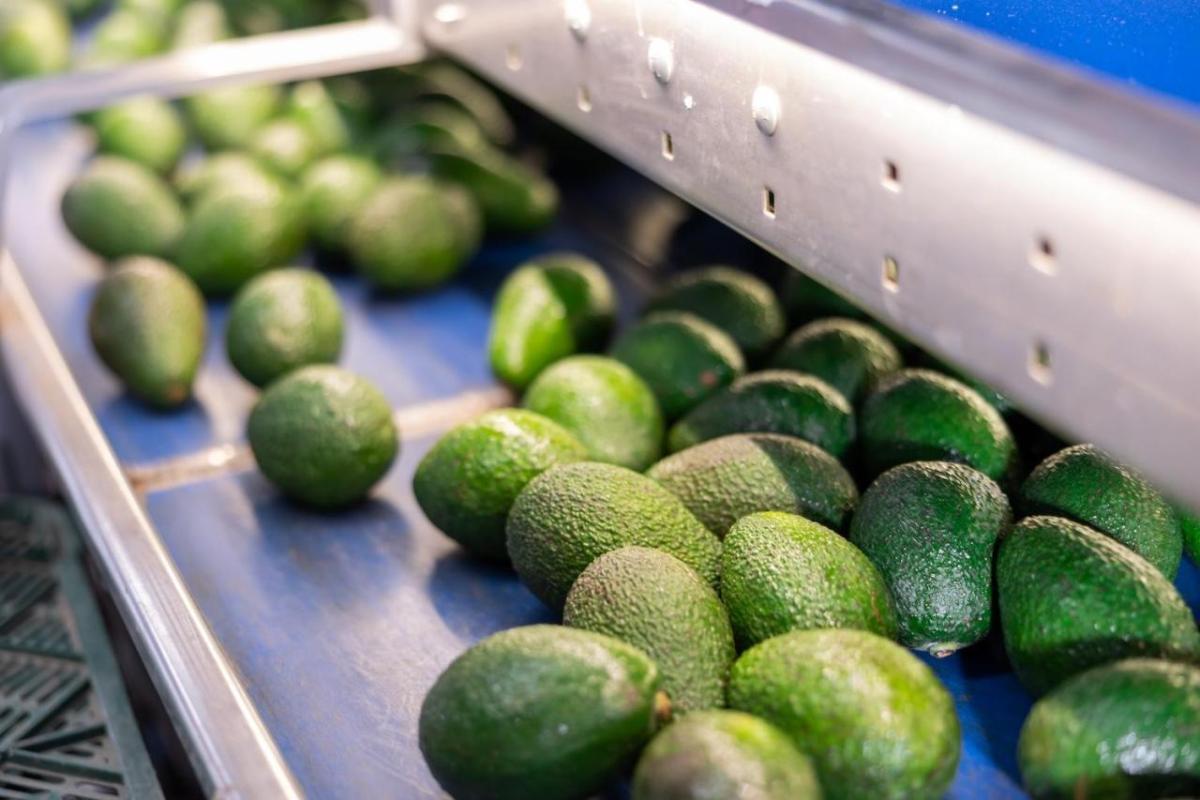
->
[[432, 3, 467, 27], [1029, 340, 1053, 385], [648, 38, 675, 84], [882, 256, 900, 292], [565, 0, 591, 41], [1030, 236, 1057, 275], [751, 86, 780, 135]]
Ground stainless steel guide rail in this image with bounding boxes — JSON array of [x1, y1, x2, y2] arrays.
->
[[0, 0, 1198, 796]]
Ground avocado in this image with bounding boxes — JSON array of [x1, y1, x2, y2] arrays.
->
[[80, 7, 167, 68], [728, 628, 960, 800], [648, 433, 857, 536], [88, 257, 205, 408], [92, 97, 187, 174], [1180, 508, 1200, 564], [632, 710, 822, 800], [225, 268, 343, 387], [1018, 658, 1200, 800], [667, 371, 853, 460], [62, 156, 184, 260], [419, 625, 663, 800], [174, 151, 273, 205], [1020, 444, 1182, 578], [287, 80, 353, 155], [247, 365, 397, 508], [506, 461, 722, 609], [915, 353, 1014, 415], [185, 83, 282, 150], [388, 61, 516, 146], [175, 168, 306, 295], [721, 512, 897, 649], [780, 270, 864, 325], [770, 318, 901, 403], [522, 355, 664, 471], [488, 254, 616, 390], [0, 0, 70, 79], [370, 103, 488, 168], [170, 0, 228, 50], [428, 145, 559, 234], [249, 119, 319, 179], [413, 409, 588, 561], [611, 312, 746, 421], [564, 546, 735, 713], [996, 515, 1200, 696], [850, 461, 1010, 655], [859, 368, 1016, 482], [298, 155, 382, 254], [348, 176, 481, 291], [648, 267, 785, 361]]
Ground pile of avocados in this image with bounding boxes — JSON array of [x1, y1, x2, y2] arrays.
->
[[56, 14, 558, 509], [414, 263, 1200, 800]]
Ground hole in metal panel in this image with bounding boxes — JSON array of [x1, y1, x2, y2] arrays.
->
[[1030, 340, 1053, 384], [763, 187, 776, 218], [882, 256, 900, 292], [661, 131, 674, 161], [882, 160, 901, 192], [576, 84, 592, 112], [505, 44, 523, 71], [1031, 235, 1057, 275]]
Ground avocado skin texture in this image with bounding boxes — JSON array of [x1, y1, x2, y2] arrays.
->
[[176, 169, 306, 295], [507, 461, 722, 609], [88, 257, 206, 408], [62, 156, 184, 260], [429, 145, 559, 234], [612, 311, 746, 421], [523, 355, 664, 471], [721, 512, 897, 650], [174, 152, 273, 205], [996, 515, 1200, 697], [349, 176, 481, 291], [564, 546, 735, 713], [648, 266, 785, 361], [859, 368, 1016, 482], [488, 254, 616, 390], [185, 84, 282, 150], [420, 624, 661, 800], [1018, 658, 1200, 800], [225, 268, 343, 388], [249, 118, 320, 179], [771, 317, 901, 403], [1180, 508, 1200, 564], [850, 461, 1010, 655], [0, 0, 70, 79], [780, 270, 865, 325], [729, 628, 960, 800], [1020, 444, 1182, 578], [668, 370, 853, 460], [287, 80, 353, 155], [632, 709, 822, 800], [298, 155, 382, 253], [648, 433, 857, 537], [413, 409, 588, 561], [247, 365, 397, 508], [93, 96, 187, 175]]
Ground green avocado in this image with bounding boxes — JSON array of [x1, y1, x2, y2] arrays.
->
[[419, 625, 663, 800], [721, 512, 897, 650], [225, 268, 343, 387], [80, 7, 167, 68], [564, 546, 735, 713], [62, 156, 184, 260], [522, 355, 664, 471], [0, 0, 70, 79], [779, 270, 865, 325], [175, 168, 306, 295], [385, 61, 516, 146], [249, 118, 320, 179], [667, 370, 854, 460], [429, 145, 559, 234], [348, 176, 482, 291], [771, 318, 901, 403], [297, 154, 382, 253], [88, 257, 206, 408], [170, 0, 228, 50], [488, 254, 616, 390], [648, 433, 857, 536], [858, 368, 1016, 482], [174, 152, 273, 204], [648, 267, 785, 361], [1180, 508, 1200, 564], [92, 97, 188, 175], [1020, 444, 1182, 578], [996, 515, 1200, 696], [506, 461, 722, 609], [632, 710, 822, 800], [612, 311, 746, 421], [287, 80, 353, 156], [370, 102, 489, 168], [247, 365, 398, 508], [1018, 658, 1200, 800], [728, 628, 960, 800], [413, 409, 588, 561], [185, 83, 282, 150], [850, 461, 1011, 655]]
